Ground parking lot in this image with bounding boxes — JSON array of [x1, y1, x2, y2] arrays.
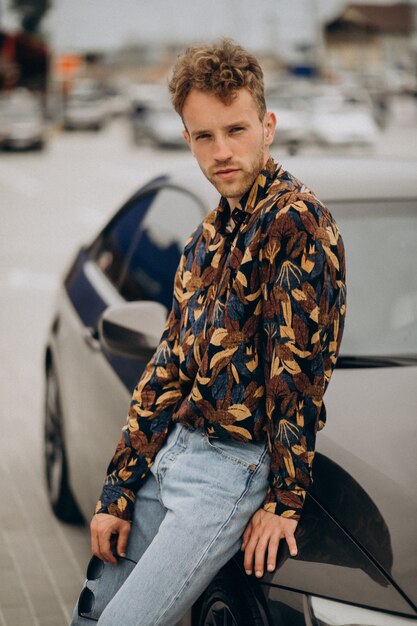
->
[[0, 101, 416, 625]]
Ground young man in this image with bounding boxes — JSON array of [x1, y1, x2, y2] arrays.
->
[[71, 39, 346, 625]]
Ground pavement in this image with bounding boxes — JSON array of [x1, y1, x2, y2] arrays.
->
[[0, 98, 416, 625]]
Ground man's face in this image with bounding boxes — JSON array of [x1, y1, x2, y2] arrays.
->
[[182, 88, 276, 209]]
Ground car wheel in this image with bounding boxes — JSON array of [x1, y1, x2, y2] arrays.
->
[[44, 363, 84, 524], [197, 569, 265, 626]]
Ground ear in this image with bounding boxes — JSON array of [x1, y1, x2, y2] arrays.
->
[[263, 111, 276, 147]]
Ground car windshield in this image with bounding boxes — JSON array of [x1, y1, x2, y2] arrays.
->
[[332, 199, 417, 358]]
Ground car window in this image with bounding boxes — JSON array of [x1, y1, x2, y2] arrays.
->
[[331, 199, 417, 357], [119, 187, 206, 308], [93, 191, 156, 288]]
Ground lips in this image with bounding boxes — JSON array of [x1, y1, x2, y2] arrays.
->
[[215, 168, 239, 180]]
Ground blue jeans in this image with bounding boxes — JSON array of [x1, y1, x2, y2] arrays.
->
[[70, 423, 270, 626]]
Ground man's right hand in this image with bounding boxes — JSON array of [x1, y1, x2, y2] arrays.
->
[[90, 513, 131, 564]]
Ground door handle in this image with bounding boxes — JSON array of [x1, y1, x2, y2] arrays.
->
[[82, 326, 101, 351]]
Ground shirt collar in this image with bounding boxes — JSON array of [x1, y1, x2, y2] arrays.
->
[[214, 156, 279, 233]]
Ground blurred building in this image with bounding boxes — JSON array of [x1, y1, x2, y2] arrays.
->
[[324, 3, 416, 91]]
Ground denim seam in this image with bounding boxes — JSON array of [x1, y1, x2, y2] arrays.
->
[[152, 445, 269, 626], [203, 436, 267, 470]]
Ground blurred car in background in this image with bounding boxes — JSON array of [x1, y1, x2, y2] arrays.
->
[[268, 93, 310, 154], [268, 84, 379, 153], [145, 103, 185, 148], [43, 156, 417, 625], [130, 83, 185, 148], [63, 79, 109, 131], [0, 88, 47, 150], [130, 83, 165, 144], [104, 82, 130, 118], [310, 87, 379, 149]]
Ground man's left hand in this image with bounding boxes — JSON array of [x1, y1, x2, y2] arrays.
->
[[241, 509, 298, 577]]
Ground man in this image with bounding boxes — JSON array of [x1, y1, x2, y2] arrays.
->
[[71, 39, 346, 625]]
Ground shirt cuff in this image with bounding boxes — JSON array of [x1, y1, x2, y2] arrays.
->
[[262, 485, 306, 520], [95, 487, 136, 521]]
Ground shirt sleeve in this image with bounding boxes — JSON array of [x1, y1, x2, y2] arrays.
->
[[95, 254, 186, 520], [260, 204, 338, 521]]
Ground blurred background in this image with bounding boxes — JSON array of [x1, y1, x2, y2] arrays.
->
[[1, 0, 417, 156], [0, 1, 416, 624]]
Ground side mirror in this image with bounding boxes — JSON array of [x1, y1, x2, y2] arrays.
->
[[98, 300, 168, 360]]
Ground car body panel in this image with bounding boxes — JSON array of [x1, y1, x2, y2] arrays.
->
[[262, 490, 415, 616], [313, 365, 417, 610], [278, 156, 416, 202], [51, 285, 132, 517]]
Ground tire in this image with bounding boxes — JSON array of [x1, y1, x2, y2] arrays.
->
[[197, 567, 266, 626], [44, 363, 84, 524]]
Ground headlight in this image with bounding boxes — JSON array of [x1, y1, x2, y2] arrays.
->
[[304, 595, 417, 626]]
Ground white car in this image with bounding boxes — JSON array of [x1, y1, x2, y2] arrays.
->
[[44, 156, 417, 626], [268, 85, 379, 153], [310, 88, 379, 148], [0, 88, 47, 150], [130, 83, 185, 148], [268, 94, 311, 153], [63, 80, 109, 131]]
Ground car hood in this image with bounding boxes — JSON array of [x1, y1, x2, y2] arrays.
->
[[312, 364, 417, 609]]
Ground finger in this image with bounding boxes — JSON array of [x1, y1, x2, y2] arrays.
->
[[243, 533, 260, 575], [117, 524, 131, 558], [254, 537, 269, 578], [285, 530, 298, 557], [90, 518, 100, 558], [266, 534, 280, 572], [98, 529, 118, 564], [241, 522, 252, 551]]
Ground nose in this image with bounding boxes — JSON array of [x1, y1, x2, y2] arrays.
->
[[213, 135, 233, 162]]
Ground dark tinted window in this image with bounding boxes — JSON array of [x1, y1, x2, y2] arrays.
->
[[119, 187, 206, 308], [93, 191, 156, 287]]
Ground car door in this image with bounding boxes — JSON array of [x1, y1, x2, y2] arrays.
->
[[63, 183, 207, 517]]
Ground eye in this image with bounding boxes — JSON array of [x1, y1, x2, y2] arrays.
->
[[230, 126, 244, 134], [196, 133, 211, 141]]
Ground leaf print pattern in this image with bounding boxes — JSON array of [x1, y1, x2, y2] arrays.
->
[[96, 158, 346, 522]]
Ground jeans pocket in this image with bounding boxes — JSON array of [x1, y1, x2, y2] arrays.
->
[[203, 435, 267, 471]]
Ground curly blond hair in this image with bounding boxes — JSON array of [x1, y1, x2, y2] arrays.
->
[[168, 38, 266, 121]]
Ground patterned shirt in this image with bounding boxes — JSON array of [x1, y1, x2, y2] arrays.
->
[[96, 157, 347, 521]]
